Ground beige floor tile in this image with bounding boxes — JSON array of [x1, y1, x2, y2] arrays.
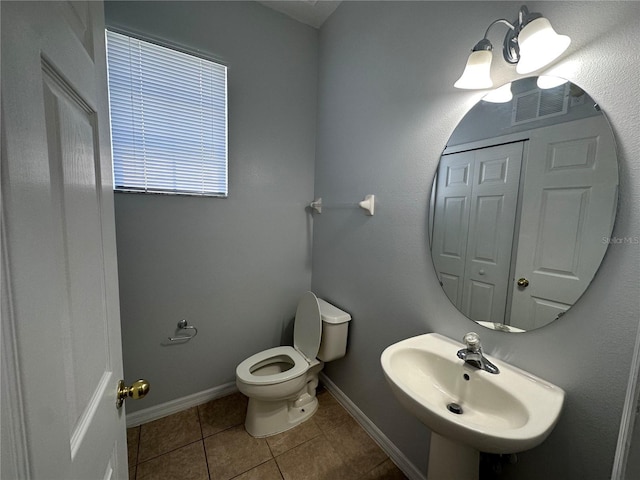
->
[[275, 435, 355, 480], [136, 441, 208, 480], [232, 459, 283, 480], [138, 407, 202, 462], [324, 415, 388, 476], [127, 426, 140, 466], [204, 425, 273, 480], [266, 418, 322, 456], [313, 390, 351, 432], [199, 392, 249, 437], [359, 458, 408, 480]]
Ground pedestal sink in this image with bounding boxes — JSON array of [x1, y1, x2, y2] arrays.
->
[[380, 333, 565, 479]]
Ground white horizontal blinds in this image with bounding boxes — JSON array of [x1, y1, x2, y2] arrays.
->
[[106, 30, 228, 196]]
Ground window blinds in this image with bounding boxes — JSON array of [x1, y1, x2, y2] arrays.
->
[[106, 30, 228, 196]]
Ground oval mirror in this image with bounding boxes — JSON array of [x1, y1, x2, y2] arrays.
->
[[429, 77, 618, 332]]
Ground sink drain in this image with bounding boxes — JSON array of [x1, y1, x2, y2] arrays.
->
[[447, 402, 463, 414]]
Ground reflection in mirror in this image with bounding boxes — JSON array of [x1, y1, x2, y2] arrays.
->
[[430, 77, 618, 332]]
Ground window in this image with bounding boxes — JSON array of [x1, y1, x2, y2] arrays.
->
[[105, 30, 228, 196]]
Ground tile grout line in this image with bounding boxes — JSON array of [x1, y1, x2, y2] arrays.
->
[[228, 458, 281, 480], [319, 389, 399, 478], [322, 429, 359, 478], [358, 457, 393, 480], [134, 426, 141, 466], [264, 434, 277, 458], [196, 405, 213, 480], [136, 438, 205, 466], [272, 435, 316, 460], [272, 456, 286, 480]]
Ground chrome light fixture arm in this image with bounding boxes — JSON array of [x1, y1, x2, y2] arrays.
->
[[468, 20, 514, 54], [502, 6, 542, 64], [483, 18, 516, 43]]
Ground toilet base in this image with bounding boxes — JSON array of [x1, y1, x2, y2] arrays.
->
[[245, 395, 318, 438]]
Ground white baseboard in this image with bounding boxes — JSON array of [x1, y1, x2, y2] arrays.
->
[[126, 381, 238, 428], [319, 372, 426, 480]]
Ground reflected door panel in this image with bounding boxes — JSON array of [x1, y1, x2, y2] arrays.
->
[[433, 143, 524, 323], [510, 115, 618, 330], [431, 151, 474, 307], [462, 143, 523, 322]]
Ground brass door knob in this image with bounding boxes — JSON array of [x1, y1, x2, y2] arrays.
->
[[517, 278, 530, 288], [116, 379, 150, 409]]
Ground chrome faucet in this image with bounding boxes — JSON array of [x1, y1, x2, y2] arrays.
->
[[457, 332, 500, 374]]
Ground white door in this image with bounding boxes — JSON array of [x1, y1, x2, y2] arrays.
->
[[2, 1, 129, 479], [432, 143, 523, 323], [431, 150, 475, 308], [461, 142, 523, 323], [510, 115, 618, 330]]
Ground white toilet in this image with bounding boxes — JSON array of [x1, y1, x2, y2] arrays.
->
[[235, 291, 351, 437]]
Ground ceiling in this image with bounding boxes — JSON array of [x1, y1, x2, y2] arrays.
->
[[257, 1, 342, 28]]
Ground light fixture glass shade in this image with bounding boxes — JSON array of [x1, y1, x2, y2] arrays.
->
[[516, 17, 571, 74], [537, 76, 568, 89], [454, 50, 493, 89], [482, 82, 513, 103]]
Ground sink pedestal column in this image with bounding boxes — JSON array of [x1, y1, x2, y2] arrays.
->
[[427, 432, 479, 480]]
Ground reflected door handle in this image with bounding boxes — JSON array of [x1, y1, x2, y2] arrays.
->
[[116, 379, 150, 409], [517, 278, 530, 288]]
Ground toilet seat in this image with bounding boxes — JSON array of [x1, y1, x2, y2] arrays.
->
[[236, 292, 323, 388], [236, 346, 308, 386]]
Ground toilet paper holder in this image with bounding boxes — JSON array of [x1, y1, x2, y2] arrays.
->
[[168, 319, 198, 343]]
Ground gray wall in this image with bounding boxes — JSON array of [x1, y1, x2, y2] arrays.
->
[[313, 2, 640, 479], [106, 1, 318, 412]]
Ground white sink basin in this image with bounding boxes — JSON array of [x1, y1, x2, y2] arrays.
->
[[380, 333, 565, 453]]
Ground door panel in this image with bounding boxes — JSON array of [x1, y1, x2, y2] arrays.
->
[[462, 143, 523, 322], [535, 187, 589, 277], [432, 152, 474, 308], [433, 143, 523, 322], [43, 63, 111, 442], [467, 280, 495, 321], [510, 115, 618, 330]]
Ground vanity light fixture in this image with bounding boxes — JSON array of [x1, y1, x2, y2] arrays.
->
[[454, 5, 571, 89]]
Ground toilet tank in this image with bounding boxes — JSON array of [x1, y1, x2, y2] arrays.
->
[[317, 298, 351, 362]]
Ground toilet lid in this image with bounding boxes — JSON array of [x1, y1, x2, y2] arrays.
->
[[293, 291, 322, 361]]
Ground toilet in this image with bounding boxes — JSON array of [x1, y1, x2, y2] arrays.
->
[[235, 291, 351, 437]]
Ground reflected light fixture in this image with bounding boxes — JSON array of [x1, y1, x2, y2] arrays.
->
[[537, 75, 569, 89], [482, 82, 513, 103], [454, 5, 571, 89]]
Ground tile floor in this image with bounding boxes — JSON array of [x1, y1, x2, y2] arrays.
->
[[127, 387, 408, 480]]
